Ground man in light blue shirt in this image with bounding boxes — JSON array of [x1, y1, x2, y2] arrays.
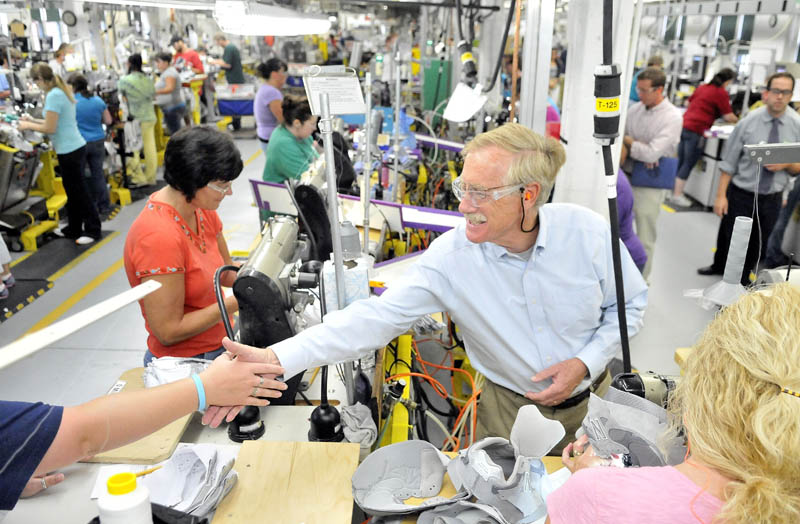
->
[[222, 123, 648, 452]]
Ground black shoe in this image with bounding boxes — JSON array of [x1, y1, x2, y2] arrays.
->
[[697, 265, 723, 276]]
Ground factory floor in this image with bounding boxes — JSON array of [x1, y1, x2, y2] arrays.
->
[[0, 136, 719, 411]]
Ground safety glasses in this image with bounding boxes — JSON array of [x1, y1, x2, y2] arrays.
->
[[451, 177, 524, 207], [206, 181, 233, 195]]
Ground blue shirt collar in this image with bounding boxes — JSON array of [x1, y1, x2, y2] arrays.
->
[[483, 206, 548, 260]]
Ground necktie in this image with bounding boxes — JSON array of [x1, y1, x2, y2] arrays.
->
[[759, 118, 780, 194]]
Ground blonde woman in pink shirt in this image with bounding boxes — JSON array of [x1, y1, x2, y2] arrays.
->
[[546, 282, 800, 524]]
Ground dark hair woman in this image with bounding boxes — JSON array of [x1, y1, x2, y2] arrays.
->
[[669, 68, 739, 207], [262, 96, 319, 183], [123, 126, 244, 365], [68, 73, 114, 218]]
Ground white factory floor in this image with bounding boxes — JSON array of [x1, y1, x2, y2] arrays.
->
[[0, 136, 720, 410]]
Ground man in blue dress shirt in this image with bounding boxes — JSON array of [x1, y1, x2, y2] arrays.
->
[[223, 123, 648, 453]]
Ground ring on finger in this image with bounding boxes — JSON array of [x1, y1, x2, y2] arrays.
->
[[573, 449, 583, 457], [251, 386, 259, 396], [258, 376, 264, 387], [41, 477, 48, 490]]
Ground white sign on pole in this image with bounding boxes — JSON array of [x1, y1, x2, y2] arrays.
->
[[303, 74, 366, 116]]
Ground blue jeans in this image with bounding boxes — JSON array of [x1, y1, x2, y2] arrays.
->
[[162, 103, 186, 135], [676, 129, 704, 181], [84, 139, 111, 215], [143, 347, 225, 367], [764, 181, 800, 268]]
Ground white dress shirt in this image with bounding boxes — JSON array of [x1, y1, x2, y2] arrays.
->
[[625, 98, 683, 164], [273, 203, 648, 398]]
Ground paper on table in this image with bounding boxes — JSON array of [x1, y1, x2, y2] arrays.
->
[[90, 443, 239, 516]]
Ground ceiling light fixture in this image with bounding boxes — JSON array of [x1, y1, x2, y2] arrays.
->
[[214, 0, 333, 36], [83, 0, 214, 10]]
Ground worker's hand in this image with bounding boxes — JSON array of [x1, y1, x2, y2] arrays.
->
[[222, 337, 282, 367], [17, 120, 30, 131], [764, 163, 789, 172], [623, 135, 634, 148], [200, 350, 287, 408], [714, 194, 728, 217], [20, 473, 65, 498], [19, 113, 32, 121], [223, 294, 239, 314], [525, 358, 588, 407], [561, 435, 608, 473]]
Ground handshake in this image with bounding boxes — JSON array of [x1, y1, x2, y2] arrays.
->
[[197, 337, 285, 428]]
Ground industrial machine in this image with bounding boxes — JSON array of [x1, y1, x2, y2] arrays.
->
[[0, 123, 56, 252], [220, 216, 330, 441]]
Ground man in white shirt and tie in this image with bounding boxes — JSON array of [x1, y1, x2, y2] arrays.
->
[[221, 123, 648, 453]]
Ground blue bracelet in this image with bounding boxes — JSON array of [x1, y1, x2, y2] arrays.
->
[[191, 373, 207, 411]]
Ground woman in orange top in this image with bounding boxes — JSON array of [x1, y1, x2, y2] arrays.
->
[[124, 126, 241, 365]]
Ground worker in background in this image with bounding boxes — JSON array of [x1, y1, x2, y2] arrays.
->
[[210, 33, 244, 131], [124, 126, 242, 366], [547, 283, 800, 524], [254, 58, 287, 155], [262, 96, 319, 184], [763, 179, 800, 268], [154, 51, 186, 135], [616, 171, 647, 273], [48, 43, 70, 81], [18, 63, 101, 245], [170, 35, 204, 75], [0, 52, 10, 106], [621, 67, 682, 279], [698, 72, 800, 284], [629, 55, 663, 103], [118, 54, 157, 187], [0, 351, 286, 511], [223, 123, 648, 455], [68, 73, 114, 220], [669, 68, 738, 208]]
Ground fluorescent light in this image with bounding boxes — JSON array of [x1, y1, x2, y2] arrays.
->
[[214, 0, 332, 36], [83, 0, 213, 10]]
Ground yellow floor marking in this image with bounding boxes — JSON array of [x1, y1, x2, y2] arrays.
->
[[9, 252, 34, 268], [48, 232, 120, 281], [24, 258, 124, 335], [244, 149, 262, 167]]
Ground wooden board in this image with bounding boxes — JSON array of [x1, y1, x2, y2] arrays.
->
[[81, 367, 192, 465], [212, 441, 360, 524]]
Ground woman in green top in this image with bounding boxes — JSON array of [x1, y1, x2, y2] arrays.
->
[[263, 96, 319, 183], [118, 54, 157, 187]]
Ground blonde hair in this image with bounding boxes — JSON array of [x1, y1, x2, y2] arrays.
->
[[668, 283, 800, 523], [461, 123, 566, 207], [30, 62, 75, 103]]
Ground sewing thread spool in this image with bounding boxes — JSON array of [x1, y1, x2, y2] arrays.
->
[[723, 216, 753, 285]]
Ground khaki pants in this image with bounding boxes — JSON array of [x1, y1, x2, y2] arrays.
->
[[475, 371, 611, 456], [128, 120, 158, 185], [632, 186, 666, 280]]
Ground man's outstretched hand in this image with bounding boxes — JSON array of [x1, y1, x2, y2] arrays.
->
[[201, 338, 284, 427]]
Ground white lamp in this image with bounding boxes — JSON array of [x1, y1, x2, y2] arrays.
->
[[83, 0, 214, 10]]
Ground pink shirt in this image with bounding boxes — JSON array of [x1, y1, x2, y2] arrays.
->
[[547, 466, 724, 524]]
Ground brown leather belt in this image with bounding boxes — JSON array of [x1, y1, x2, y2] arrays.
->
[[550, 368, 609, 410]]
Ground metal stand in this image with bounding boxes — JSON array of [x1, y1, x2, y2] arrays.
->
[[392, 48, 402, 202], [319, 92, 355, 404], [362, 72, 372, 253]]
